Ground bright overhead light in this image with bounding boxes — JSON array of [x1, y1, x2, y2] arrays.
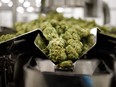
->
[[36, 3, 41, 7], [27, 6, 34, 12], [8, 1, 13, 7], [23, 1, 30, 8], [56, 7, 64, 13], [1, 0, 10, 3], [36, 0, 41, 4], [17, 6, 24, 13], [0, 2, 2, 7], [18, 0, 24, 3]]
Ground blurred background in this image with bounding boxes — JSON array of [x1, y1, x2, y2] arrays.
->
[[0, 0, 115, 27], [0, 1, 116, 87]]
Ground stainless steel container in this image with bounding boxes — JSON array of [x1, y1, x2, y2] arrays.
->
[[23, 58, 112, 87]]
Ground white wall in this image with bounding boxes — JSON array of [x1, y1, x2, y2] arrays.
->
[[85, 0, 116, 26], [0, 11, 13, 27], [85, 0, 104, 26], [103, 0, 116, 26], [17, 13, 38, 22]]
